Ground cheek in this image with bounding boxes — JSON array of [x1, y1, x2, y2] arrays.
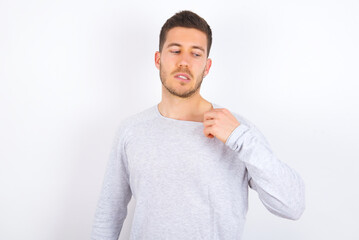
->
[[160, 56, 175, 68], [196, 59, 207, 68], [195, 62, 207, 74]]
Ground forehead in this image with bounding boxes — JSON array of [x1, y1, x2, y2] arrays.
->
[[165, 27, 207, 49]]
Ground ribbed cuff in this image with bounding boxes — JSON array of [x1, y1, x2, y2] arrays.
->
[[225, 124, 250, 151]]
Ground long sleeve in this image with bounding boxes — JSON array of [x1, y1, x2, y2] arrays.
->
[[91, 125, 133, 240], [225, 123, 305, 220]]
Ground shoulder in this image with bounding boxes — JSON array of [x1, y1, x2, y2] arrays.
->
[[113, 105, 158, 142]]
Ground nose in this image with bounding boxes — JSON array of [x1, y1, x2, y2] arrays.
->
[[177, 53, 190, 68]]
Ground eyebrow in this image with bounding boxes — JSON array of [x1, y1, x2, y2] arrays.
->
[[166, 43, 205, 53]]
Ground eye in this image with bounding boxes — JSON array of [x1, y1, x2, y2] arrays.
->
[[171, 50, 180, 54], [193, 53, 201, 57]]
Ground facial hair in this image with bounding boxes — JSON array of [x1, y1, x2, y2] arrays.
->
[[159, 63, 206, 99]]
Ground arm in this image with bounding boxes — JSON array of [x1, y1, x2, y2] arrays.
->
[[225, 123, 305, 220], [91, 125, 132, 239]]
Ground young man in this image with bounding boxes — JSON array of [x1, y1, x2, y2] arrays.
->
[[91, 10, 305, 240]]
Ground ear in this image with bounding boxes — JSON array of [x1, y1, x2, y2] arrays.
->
[[203, 58, 212, 77], [155, 51, 161, 70]]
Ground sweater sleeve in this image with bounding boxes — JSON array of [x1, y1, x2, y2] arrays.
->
[[91, 124, 132, 240], [225, 123, 305, 220]]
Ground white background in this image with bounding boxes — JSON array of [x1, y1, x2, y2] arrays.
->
[[1, 0, 358, 239]]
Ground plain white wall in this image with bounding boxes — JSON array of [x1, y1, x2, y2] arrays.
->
[[1, 0, 358, 239]]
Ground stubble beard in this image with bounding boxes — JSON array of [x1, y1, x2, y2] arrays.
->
[[159, 63, 206, 99]]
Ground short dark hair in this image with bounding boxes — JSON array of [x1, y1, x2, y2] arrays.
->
[[159, 10, 212, 58]]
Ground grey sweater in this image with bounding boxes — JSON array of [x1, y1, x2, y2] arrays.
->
[[91, 103, 305, 240]]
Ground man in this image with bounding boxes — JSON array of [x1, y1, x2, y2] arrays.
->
[[91, 10, 305, 240]]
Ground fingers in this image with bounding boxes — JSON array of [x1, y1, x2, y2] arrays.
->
[[203, 108, 235, 140], [203, 111, 215, 121], [203, 125, 214, 138], [203, 119, 216, 127], [203, 109, 220, 121], [203, 108, 230, 121]]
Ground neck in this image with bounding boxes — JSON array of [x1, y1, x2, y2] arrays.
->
[[158, 91, 213, 122]]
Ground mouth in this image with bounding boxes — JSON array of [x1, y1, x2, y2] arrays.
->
[[174, 73, 191, 82]]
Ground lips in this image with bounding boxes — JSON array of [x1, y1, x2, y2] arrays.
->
[[174, 73, 191, 80]]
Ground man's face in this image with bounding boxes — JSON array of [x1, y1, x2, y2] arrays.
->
[[155, 27, 212, 98]]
